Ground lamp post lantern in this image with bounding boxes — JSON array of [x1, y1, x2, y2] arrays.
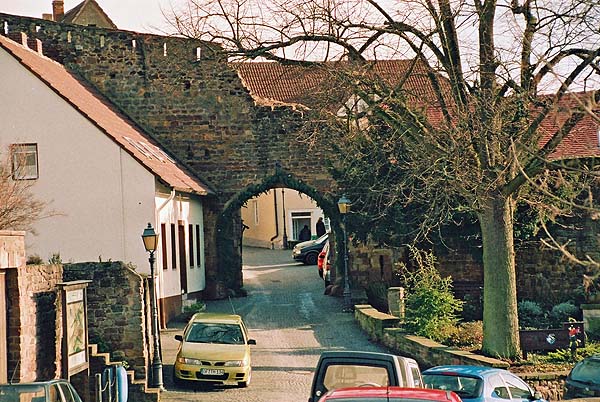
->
[[142, 223, 163, 389], [337, 196, 352, 312]]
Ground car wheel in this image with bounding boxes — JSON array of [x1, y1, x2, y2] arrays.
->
[[305, 252, 318, 265]]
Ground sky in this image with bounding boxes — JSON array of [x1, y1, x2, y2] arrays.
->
[[0, 0, 178, 34]]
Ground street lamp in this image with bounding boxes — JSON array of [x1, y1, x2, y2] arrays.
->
[[142, 223, 163, 389], [337, 196, 352, 312]]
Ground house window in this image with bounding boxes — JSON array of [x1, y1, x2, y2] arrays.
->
[[188, 224, 194, 268], [178, 222, 187, 292], [195, 224, 201, 267], [11, 143, 38, 180], [161, 224, 168, 270], [170, 223, 177, 269]]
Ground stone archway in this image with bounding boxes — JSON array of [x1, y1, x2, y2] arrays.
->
[[212, 167, 345, 296]]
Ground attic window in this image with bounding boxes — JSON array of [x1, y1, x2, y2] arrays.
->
[[11, 143, 38, 180]]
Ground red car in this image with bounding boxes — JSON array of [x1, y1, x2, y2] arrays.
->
[[317, 386, 462, 402], [317, 241, 332, 286]]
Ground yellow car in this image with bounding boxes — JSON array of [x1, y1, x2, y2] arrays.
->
[[173, 312, 256, 388]]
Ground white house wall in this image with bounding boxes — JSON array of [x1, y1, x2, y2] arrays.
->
[[0, 46, 157, 274], [156, 193, 205, 299]]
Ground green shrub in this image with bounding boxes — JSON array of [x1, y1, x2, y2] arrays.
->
[[184, 302, 206, 314], [446, 321, 484, 349], [518, 300, 547, 329], [401, 247, 463, 343], [542, 341, 600, 363], [549, 302, 580, 328]]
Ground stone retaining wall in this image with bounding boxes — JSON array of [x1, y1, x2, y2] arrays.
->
[[354, 304, 567, 400]]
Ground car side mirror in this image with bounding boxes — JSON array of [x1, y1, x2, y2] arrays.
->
[[175, 334, 183, 342], [248, 339, 257, 345]]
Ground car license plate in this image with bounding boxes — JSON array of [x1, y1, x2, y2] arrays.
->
[[201, 368, 224, 376]]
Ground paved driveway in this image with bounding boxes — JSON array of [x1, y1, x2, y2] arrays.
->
[[160, 246, 389, 402]]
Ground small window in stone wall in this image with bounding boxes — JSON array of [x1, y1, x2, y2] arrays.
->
[[132, 39, 136, 50], [3, 21, 8, 35], [171, 223, 177, 269], [163, 42, 167, 57], [196, 47, 201, 60], [67, 31, 72, 43], [100, 35, 105, 48]]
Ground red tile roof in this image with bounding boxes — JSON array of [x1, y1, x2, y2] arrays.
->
[[234, 60, 441, 110], [235, 61, 600, 160], [0, 34, 211, 195]]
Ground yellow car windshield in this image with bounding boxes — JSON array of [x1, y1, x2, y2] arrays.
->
[[185, 323, 245, 345]]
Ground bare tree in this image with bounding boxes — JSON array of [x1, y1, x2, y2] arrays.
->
[[0, 148, 47, 232], [166, 0, 600, 358]]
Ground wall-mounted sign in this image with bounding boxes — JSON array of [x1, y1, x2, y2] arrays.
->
[[58, 281, 92, 378]]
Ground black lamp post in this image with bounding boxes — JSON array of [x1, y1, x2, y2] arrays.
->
[[337, 196, 352, 312], [142, 223, 163, 389]]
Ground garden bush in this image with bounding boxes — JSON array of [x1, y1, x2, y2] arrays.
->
[[549, 302, 580, 328], [518, 300, 548, 329], [401, 247, 463, 343]]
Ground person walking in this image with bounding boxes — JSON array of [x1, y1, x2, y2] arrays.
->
[[299, 224, 311, 241], [316, 217, 326, 237]]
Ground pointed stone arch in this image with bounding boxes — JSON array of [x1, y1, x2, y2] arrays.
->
[[214, 168, 344, 294]]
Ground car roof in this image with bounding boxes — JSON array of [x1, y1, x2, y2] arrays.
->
[[324, 386, 458, 400], [189, 312, 243, 324], [320, 350, 399, 360], [422, 365, 506, 378]]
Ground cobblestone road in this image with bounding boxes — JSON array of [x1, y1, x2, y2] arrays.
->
[[159, 246, 389, 402]]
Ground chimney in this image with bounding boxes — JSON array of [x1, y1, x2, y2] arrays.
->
[[42, 13, 53, 21], [52, 0, 64, 22]]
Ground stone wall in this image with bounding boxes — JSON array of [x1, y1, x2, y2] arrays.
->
[[354, 304, 567, 400], [350, 235, 594, 312], [5, 263, 63, 382], [63, 262, 149, 380]]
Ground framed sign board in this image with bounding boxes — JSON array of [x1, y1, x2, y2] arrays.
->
[[58, 281, 92, 378]]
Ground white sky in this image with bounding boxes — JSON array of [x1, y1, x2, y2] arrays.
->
[[0, 0, 180, 34]]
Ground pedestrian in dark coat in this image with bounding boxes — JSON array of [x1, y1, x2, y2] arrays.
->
[[299, 224, 311, 241], [316, 217, 326, 237]]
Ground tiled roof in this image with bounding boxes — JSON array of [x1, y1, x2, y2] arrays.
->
[[235, 60, 599, 160], [538, 94, 600, 160], [0, 34, 211, 195], [61, 0, 117, 29], [234, 60, 441, 110]]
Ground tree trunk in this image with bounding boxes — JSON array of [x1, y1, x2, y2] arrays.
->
[[478, 193, 521, 359]]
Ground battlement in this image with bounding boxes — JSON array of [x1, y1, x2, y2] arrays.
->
[[0, 12, 223, 64]]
